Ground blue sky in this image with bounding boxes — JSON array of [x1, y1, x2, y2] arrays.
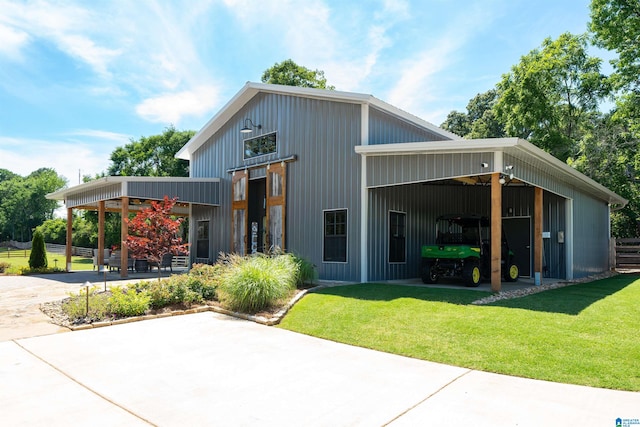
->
[[0, 0, 605, 186]]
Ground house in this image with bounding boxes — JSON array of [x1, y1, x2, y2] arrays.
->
[[175, 82, 627, 290], [48, 82, 627, 291]]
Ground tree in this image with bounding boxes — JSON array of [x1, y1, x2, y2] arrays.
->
[[590, 0, 640, 92], [494, 32, 610, 161], [261, 59, 335, 89], [28, 230, 47, 269], [108, 126, 194, 177], [441, 90, 505, 138], [0, 168, 66, 241], [124, 196, 188, 280]]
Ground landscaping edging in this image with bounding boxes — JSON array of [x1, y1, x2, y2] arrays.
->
[[62, 287, 313, 331]]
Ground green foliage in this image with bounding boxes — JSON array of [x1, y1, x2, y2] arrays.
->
[[261, 59, 335, 89], [495, 32, 609, 161], [108, 287, 151, 317], [28, 231, 47, 269], [0, 261, 9, 273], [62, 287, 110, 323], [0, 168, 66, 242], [107, 126, 193, 177], [589, 0, 640, 92], [35, 218, 67, 245], [217, 253, 297, 313], [441, 90, 505, 139], [280, 276, 640, 391]]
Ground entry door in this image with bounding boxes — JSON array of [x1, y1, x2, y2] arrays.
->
[[232, 170, 248, 254], [503, 217, 531, 277], [266, 162, 286, 251]]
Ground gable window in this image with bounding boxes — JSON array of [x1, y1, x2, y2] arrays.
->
[[243, 132, 277, 160], [389, 211, 406, 263], [323, 209, 347, 263], [196, 220, 209, 259]]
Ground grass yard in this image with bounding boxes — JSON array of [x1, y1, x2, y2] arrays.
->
[[278, 274, 640, 391], [0, 248, 93, 272]]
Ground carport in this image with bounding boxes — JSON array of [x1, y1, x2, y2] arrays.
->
[[356, 137, 627, 291], [47, 176, 220, 278]]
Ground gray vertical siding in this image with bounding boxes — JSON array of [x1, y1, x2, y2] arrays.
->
[[369, 107, 450, 144], [571, 191, 610, 277]]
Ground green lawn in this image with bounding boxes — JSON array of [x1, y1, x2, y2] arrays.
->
[[0, 248, 93, 272], [278, 274, 640, 391]]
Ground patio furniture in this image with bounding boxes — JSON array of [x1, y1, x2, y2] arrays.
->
[[149, 253, 173, 272], [92, 248, 110, 271], [108, 251, 134, 272]]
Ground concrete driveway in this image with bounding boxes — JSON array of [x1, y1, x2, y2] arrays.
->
[[2, 311, 639, 426]]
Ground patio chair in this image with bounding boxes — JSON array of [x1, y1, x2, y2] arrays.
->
[[92, 248, 110, 271]]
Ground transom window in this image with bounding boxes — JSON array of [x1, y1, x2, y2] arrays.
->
[[243, 132, 277, 160]]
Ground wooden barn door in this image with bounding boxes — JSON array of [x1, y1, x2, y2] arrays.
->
[[266, 162, 286, 252], [232, 170, 248, 254]]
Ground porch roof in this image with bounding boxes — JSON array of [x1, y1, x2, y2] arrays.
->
[[46, 176, 220, 213]]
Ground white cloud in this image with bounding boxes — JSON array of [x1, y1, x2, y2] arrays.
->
[[0, 23, 29, 60], [135, 85, 221, 124]]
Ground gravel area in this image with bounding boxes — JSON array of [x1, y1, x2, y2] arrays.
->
[[471, 271, 618, 305]]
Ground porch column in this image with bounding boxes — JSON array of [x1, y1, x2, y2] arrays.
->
[[98, 201, 105, 273], [66, 207, 73, 272], [534, 187, 543, 285], [121, 197, 129, 278], [491, 173, 502, 292]]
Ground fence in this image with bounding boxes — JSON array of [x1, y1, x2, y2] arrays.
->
[[614, 238, 640, 269], [1, 241, 94, 258]]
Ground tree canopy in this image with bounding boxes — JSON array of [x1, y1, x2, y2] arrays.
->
[[261, 59, 335, 89], [108, 126, 194, 177]]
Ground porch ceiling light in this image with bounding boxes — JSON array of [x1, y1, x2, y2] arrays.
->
[[240, 118, 262, 133]]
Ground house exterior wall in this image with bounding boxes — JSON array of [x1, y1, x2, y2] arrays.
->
[[571, 191, 610, 277], [368, 107, 449, 144]]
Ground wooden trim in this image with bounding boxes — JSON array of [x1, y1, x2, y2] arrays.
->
[[534, 187, 543, 284], [231, 170, 248, 254], [266, 162, 286, 251], [121, 196, 129, 278], [98, 201, 105, 271], [491, 173, 502, 292], [66, 208, 73, 271]]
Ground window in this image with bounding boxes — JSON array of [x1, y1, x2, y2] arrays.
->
[[389, 211, 406, 263], [324, 209, 347, 262], [243, 132, 277, 159], [196, 221, 209, 259]]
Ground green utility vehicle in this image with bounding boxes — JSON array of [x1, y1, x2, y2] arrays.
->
[[421, 214, 519, 287]]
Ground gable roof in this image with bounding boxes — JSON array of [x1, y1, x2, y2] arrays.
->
[[175, 82, 458, 160]]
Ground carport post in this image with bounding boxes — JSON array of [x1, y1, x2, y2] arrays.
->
[[491, 173, 502, 292], [121, 197, 129, 278], [98, 201, 105, 272], [534, 187, 543, 285], [66, 207, 73, 272]]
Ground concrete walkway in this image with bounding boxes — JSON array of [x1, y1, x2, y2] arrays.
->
[[1, 273, 638, 425], [1, 312, 638, 426]]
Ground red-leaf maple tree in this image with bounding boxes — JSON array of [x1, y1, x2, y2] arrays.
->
[[124, 196, 189, 279]]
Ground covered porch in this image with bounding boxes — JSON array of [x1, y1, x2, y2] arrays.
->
[[47, 176, 220, 278]]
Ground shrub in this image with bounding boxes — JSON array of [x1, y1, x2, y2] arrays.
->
[[28, 231, 47, 269], [0, 261, 9, 273], [287, 253, 318, 287], [108, 286, 150, 317], [217, 254, 296, 313], [62, 286, 110, 323]]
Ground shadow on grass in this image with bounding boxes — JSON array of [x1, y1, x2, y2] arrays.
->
[[311, 283, 490, 305], [486, 273, 639, 315]]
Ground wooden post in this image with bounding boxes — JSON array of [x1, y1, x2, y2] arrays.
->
[[121, 197, 129, 278], [491, 172, 502, 292], [98, 201, 105, 273], [66, 208, 73, 272], [534, 187, 543, 285]]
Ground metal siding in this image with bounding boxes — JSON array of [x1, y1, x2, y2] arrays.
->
[[368, 107, 449, 144], [127, 181, 220, 205], [66, 183, 122, 207], [190, 93, 362, 281], [571, 191, 609, 277]]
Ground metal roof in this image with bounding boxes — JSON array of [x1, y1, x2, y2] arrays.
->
[[356, 137, 628, 209], [46, 176, 221, 211], [175, 82, 458, 160]]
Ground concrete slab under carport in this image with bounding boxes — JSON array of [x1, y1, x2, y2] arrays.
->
[[379, 276, 561, 293]]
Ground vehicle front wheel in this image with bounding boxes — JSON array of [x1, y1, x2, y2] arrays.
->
[[421, 261, 438, 284], [463, 259, 481, 287]]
